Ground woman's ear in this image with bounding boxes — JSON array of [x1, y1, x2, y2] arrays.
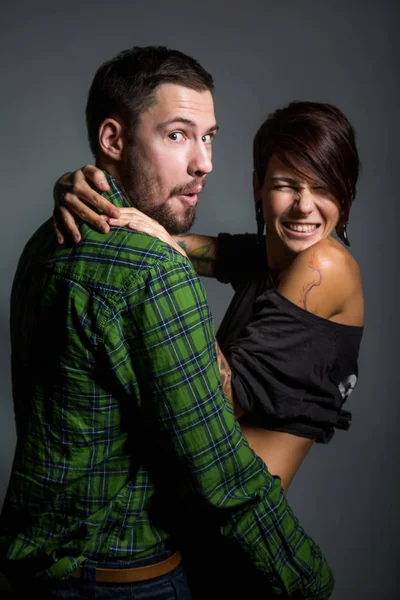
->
[[98, 118, 124, 161], [336, 209, 351, 246]]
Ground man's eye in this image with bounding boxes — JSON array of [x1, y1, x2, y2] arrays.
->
[[168, 132, 185, 142], [202, 133, 213, 143]]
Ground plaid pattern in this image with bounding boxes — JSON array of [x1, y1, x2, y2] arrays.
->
[[0, 175, 334, 597]]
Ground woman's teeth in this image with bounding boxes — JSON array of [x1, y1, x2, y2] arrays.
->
[[285, 223, 318, 232]]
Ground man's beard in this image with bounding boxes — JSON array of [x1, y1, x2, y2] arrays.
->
[[121, 146, 201, 235]]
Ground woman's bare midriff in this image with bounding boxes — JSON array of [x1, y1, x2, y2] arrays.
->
[[240, 422, 314, 492]]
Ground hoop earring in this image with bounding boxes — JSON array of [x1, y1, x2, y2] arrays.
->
[[256, 203, 265, 244], [337, 221, 351, 247]]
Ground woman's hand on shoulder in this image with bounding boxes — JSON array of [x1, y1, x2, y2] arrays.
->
[[109, 210, 188, 258], [277, 238, 364, 325], [53, 165, 118, 244]]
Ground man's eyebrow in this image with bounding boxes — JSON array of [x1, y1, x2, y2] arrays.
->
[[157, 118, 219, 133]]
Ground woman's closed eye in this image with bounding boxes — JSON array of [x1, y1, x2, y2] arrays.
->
[[273, 185, 299, 193]]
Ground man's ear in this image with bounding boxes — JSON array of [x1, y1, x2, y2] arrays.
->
[[98, 118, 124, 161], [253, 171, 262, 202]]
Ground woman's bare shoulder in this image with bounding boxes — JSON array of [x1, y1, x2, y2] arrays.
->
[[277, 237, 363, 321], [293, 237, 361, 282]]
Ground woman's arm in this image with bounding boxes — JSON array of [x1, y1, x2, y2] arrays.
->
[[109, 208, 219, 277], [215, 340, 244, 419], [52, 166, 219, 276], [173, 235, 217, 277], [215, 340, 310, 492], [52, 166, 119, 243]]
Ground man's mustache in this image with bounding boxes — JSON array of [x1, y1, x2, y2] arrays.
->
[[171, 179, 207, 196]]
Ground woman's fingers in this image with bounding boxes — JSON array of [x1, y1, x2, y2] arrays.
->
[[108, 217, 136, 227], [108, 208, 186, 257], [109, 208, 160, 230], [53, 215, 65, 245], [125, 220, 187, 257], [69, 169, 120, 219], [63, 194, 111, 233], [81, 165, 110, 192], [105, 219, 133, 228], [59, 206, 82, 243], [113, 207, 151, 222]]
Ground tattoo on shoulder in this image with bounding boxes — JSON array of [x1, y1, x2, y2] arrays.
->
[[299, 252, 323, 313]]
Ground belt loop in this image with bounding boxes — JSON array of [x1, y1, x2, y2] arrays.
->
[[81, 561, 97, 600]]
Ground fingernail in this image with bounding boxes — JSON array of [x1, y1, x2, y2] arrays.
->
[[74, 235, 81, 243], [129, 222, 136, 228], [108, 219, 117, 225]]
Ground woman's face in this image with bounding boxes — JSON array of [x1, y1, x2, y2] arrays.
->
[[255, 155, 341, 256]]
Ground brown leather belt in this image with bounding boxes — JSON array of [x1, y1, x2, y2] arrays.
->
[[71, 551, 182, 583]]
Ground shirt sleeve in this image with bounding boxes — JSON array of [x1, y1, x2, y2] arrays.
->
[[122, 257, 334, 598], [214, 233, 268, 286]]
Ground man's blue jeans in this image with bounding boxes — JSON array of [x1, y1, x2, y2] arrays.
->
[[16, 551, 193, 599]]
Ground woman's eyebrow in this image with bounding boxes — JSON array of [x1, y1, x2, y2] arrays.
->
[[271, 176, 299, 185]]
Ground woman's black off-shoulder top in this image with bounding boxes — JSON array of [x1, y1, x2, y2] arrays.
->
[[215, 233, 364, 443]]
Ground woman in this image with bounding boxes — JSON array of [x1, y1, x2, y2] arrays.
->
[[53, 101, 364, 491]]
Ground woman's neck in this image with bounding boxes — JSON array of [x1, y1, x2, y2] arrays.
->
[[266, 238, 297, 284]]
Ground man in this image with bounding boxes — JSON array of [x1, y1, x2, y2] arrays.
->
[[0, 46, 334, 599]]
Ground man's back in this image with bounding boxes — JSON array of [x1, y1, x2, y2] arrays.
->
[[3, 180, 209, 577]]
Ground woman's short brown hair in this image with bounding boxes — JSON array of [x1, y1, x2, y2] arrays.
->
[[253, 101, 360, 232]]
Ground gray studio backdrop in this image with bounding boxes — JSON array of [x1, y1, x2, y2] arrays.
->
[[1, 1, 398, 598]]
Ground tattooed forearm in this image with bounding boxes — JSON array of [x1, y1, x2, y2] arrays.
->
[[299, 252, 322, 312], [191, 259, 214, 277], [191, 243, 214, 259], [176, 236, 216, 277], [215, 340, 244, 419], [216, 341, 232, 401], [177, 240, 188, 253]]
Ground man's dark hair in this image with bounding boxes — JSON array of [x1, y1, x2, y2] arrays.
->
[[253, 101, 360, 232], [86, 45, 214, 157]]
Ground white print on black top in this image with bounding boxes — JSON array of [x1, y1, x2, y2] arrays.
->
[[338, 374, 357, 400]]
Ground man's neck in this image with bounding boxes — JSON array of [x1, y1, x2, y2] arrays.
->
[[95, 158, 119, 182], [95, 159, 132, 204]]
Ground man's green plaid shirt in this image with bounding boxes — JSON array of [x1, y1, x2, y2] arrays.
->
[[0, 175, 333, 598]]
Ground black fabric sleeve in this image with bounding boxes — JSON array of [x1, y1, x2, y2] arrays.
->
[[214, 233, 268, 286], [227, 291, 360, 443]]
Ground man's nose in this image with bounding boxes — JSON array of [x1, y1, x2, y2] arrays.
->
[[189, 142, 213, 177]]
